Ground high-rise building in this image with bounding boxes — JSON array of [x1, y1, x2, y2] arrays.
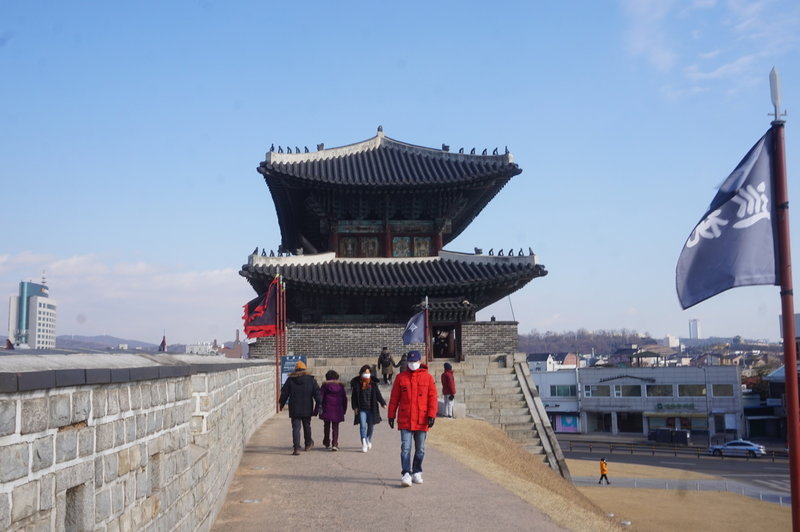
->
[[688, 318, 701, 340], [7, 280, 57, 349]]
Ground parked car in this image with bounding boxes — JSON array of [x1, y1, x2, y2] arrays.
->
[[707, 440, 766, 458]]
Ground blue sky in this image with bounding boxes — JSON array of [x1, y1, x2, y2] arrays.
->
[[2, 0, 799, 344]]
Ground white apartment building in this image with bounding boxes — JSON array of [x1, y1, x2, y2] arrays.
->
[[7, 281, 57, 349]]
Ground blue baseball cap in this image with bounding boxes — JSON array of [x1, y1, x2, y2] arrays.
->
[[407, 350, 422, 362]]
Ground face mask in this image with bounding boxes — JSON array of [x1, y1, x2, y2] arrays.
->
[[361, 373, 370, 379], [408, 362, 420, 371]]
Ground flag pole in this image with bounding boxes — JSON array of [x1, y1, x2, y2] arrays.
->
[[424, 296, 431, 365], [275, 273, 281, 413], [281, 276, 287, 357], [770, 68, 800, 531]]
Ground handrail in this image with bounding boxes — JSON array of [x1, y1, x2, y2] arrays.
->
[[514, 361, 572, 481]]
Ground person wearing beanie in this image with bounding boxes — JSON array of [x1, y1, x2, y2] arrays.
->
[[388, 350, 438, 487], [441, 362, 456, 418], [279, 360, 321, 455], [319, 370, 347, 451]]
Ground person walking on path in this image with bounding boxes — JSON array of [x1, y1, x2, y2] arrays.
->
[[388, 350, 438, 487], [279, 361, 321, 456], [350, 364, 386, 453], [598, 457, 610, 485], [377, 347, 398, 385], [319, 370, 347, 451], [396, 353, 408, 373], [441, 362, 456, 418]]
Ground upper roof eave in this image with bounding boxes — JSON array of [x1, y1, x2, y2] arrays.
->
[[244, 249, 539, 269], [261, 129, 515, 167]]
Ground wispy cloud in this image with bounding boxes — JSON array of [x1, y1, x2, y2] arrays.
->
[[1, 252, 252, 344], [684, 53, 756, 80], [621, 0, 677, 72], [621, 0, 800, 96], [698, 49, 721, 60]]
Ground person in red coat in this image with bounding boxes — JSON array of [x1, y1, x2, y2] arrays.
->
[[388, 350, 438, 487], [441, 362, 456, 418]]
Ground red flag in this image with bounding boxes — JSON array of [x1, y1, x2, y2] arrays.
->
[[158, 336, 167, 352], [243, 278, 278, 338]]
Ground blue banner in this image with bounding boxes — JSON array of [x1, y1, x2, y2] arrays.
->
[[402, 311, 426, 345]]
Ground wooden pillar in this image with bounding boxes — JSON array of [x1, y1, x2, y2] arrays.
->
[[433, 232, 443, 254], [384, 221, 393, 257], [329, 229, 339, 255]]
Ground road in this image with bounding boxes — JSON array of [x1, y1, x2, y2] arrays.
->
[[563, 447, 790, 495]]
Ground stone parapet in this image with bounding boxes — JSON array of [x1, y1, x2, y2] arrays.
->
[[249, 320, 518, 361], [0, 354, 274, 532]]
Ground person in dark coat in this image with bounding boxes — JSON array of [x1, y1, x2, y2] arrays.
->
[[279, 361, 321, 455], [319, 370, 347, 451], [377, 347, 397, 385], [350, 364, 386, 453], [441, 362, 456, 418], [397, 353, 408, 373]]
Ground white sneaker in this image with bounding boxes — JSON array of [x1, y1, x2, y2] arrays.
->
[[412, 472, 423, 484], [401, 473, 413, 487], [361, 439, 368, 453], [367, 439, 372, 450]]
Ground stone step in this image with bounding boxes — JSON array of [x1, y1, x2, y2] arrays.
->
[[460, 380, 489, 387], [489, 398, 526, 408], [460, 375, 490, 383], [498, 414, 533, 424], [467, 412, 500, 427], [486, 367, 515, 374], [498, 407, 530, 416], [464, 397, 494, 408], [465, 408, 500, 421], [461, 387, 490, 397], [507, 428, 537, 441], [451, 367, 515, 377], [485, 380, 520, 389], [503, 421, 536, 431], [521, 444, 546, 457], [485, 373, 518, 382]]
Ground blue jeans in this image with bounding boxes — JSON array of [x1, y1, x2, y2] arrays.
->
[[358, 410, 375, 441], [400, 429, 427, 475]]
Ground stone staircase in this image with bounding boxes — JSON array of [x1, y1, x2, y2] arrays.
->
[[430, 355, 545, 457]]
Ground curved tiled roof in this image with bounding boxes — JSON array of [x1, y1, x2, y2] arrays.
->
[[258, 129, 521, 187], [240, 251, 546, 296]]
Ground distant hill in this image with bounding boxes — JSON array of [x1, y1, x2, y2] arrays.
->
[[56, 335, 160, 351]]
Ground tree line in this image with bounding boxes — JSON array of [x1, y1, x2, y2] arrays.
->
[[518, 328, 657, 356]]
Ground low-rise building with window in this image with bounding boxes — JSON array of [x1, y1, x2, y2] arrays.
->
[[530, 365, 743, 438]]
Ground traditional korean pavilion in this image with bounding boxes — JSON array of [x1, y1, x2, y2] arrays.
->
[[240, 127, 547, 358]]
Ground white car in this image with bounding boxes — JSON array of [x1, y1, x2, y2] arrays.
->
[[708, 440, 766, 458]]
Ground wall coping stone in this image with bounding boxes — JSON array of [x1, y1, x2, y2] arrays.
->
[[284, 321, 518, 330], [0, 354, 271, 393]]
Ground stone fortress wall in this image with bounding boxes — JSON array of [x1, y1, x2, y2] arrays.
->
[[0, 354, 275, 532]]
